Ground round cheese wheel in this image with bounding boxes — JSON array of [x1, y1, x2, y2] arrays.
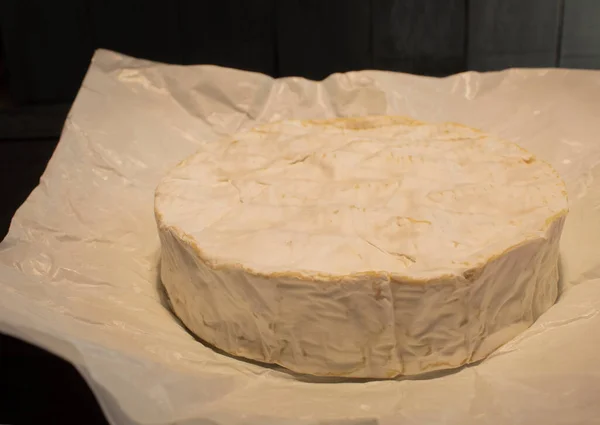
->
[[155, 116, 568, 378]]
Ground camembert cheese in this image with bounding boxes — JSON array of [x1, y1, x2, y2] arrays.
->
[[155, 116, 568, 378]]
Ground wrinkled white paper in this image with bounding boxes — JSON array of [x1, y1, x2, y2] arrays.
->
[[1, 49, 600, 425]]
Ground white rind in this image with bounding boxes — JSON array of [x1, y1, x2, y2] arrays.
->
[[155, 116, 568, 378]]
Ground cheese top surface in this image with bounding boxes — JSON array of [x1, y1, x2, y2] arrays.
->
[[155, 117, 568, 280]]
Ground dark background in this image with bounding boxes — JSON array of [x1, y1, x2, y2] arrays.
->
[[1, 1, 599, 424]]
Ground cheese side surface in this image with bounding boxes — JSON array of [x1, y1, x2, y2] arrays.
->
[[155, 116, 568, 378]]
